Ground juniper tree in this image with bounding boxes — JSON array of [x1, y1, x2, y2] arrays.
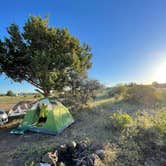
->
[[0, 16, 92, 96]]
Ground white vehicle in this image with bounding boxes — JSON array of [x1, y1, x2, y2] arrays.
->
[[0, 110, 8, 125]]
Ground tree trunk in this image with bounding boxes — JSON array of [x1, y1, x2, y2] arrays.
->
[[43, 89, 50, 97]]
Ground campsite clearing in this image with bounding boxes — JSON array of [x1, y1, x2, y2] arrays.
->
[[0, 100, 112, 165], [0, 93, 166, 165]]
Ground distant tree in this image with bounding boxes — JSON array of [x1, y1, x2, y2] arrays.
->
[[6, 90, 15, 96], [64, 77, 103, 107], [108, 84, 127, 98], [0, 16, 92, 97], [152, 81, 159, 87], [83, 79, 103, 99], [34, 93, 43, 98]]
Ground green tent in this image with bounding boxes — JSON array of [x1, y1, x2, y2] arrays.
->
[[11, 98, 74, 135]]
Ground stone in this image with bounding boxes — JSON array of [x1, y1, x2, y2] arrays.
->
[[75, 142, 87, 153], [41, 153, 53, 165], [95, 149, 105, 160], [59, 162, 66, 166], [90, 142, 103, 151], [48, 150, 58, 165]]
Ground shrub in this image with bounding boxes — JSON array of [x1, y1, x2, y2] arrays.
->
[[103, 144, 117, 165], [108, 85, 127, 98], [135, 111, 154, 129], [153, 110, 166, 145], [34, 93, 43, 98], [124, 85, 160, 106], [152, 110, 166, 132], [115, 139, 141, 166], [6, 90, 15, 96], [105, 112, 133, 131]]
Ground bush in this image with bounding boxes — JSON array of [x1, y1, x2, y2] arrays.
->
[[105, 112, 133, 131], [34, 93, 43, 98], [124, 85, 160, 106], [135, 111, 154, 129], [103, 144, 117, 165], [63, 79, 103, 110], [108, 85, 127, 98], [6, 90, 15, 96], [153, 110, 166, 144]]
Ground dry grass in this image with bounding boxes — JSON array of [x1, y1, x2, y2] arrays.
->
[[0, 95, 35, 111], [0, 94, 166, 165], [0, 117, 22, 129], [0, 103, 13, 111]]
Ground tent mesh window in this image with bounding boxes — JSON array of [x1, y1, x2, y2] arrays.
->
[[37, 104, 48, 124]]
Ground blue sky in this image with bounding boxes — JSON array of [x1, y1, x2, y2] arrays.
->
[[1, 0, 166, 93]]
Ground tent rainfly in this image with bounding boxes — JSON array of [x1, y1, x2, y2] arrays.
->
[[11, 98, 74, 135]]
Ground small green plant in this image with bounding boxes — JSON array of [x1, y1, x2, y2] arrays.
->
[[135, 111, 154, 129], [105, 112, 133, 131], [153, 110, 166, 144]]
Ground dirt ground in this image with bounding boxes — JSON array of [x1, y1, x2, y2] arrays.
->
[[0, 106, 111, 166], [0, 126, 56, 166], [0, 103, 13, 111], [0, 100, 166, 166]]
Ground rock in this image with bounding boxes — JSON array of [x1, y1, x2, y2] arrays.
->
[[75, 142, 87, 153], [67, 142, 76, 153], [85, 156, 94, 166], [75, 159, 82, 166], [80, 154, 103, 166], [91, 154, 99, 161], [60, 144, 67, 151], [91, 154, 104, 166], [35, 163, 41, 166], [41, 153, 53, 165], [90, 142, 103, 151], [70, 141, 77, 148], [95, 149, 105, 160], [48, 150, 58, 165], [37, 163, 51, 166], [59, 162, 66, 166]]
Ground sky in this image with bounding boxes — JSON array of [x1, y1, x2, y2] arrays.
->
[[1, 0, 166, 93]]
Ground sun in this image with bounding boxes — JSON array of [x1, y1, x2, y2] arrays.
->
[[154, 61, 166, 83]]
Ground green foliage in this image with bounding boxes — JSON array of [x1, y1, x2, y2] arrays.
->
[[153, 110, 166, 144], [0, 16, 92, 96], [124, 84, 160, 106], [113, 139, 141, 166], [6, 90, 15, 96], [104, 109, 166, 166], [63, 78, 103, 109], [105, 112, 133, 131], [108, 84, 127, 99], [34, 93, 43, 98], [135, 111, 154, 129]]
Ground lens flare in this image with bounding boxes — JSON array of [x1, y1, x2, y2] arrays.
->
[[154, 61, 166, 83]]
